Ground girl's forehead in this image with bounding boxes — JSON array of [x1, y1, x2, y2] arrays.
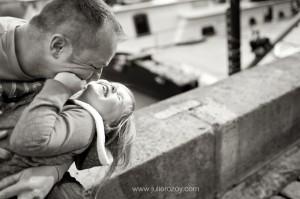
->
[[116, 84, 133, 101]]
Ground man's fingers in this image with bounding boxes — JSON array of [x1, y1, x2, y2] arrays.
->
[[18, 190, 43, 199], [0, 130, 10, 160], [0, 172, 20, 190], [18, 192, 31, 199], [0, 148, 11, 160], [80, 80, 87, 89], [0, 130, 8, 139], [0, 183, 29, 199]]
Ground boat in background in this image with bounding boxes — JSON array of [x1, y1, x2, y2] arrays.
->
[[1, 0, 299, 107], [108, 0, 296, 88], [113, 0, 294, 52]]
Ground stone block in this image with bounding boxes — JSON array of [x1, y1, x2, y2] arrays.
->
[[270, 196, 286, 199], [191, 54, 300, 192], [84, 53, 300, 199], [221, 141, 300, 199], [97, 107, 216, 199], [281, 181, 300, 199]]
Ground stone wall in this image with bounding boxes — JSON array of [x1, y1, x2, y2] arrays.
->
[[97, 54, 300, 199]]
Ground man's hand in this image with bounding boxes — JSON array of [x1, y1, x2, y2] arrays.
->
[[54, 72, 83, 94], [0, 166, 58, 199], [0, 130, 7, 140]]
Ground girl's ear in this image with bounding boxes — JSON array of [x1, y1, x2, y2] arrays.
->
[[104, 123, 111, 134]]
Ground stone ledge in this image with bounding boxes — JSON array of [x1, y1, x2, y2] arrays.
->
[[221, 140, 300, 199], [96, 53, 300, 199], [97, 108, 217, 199]]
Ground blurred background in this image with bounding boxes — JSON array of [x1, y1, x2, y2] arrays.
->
[[1, 0, 299, 109]]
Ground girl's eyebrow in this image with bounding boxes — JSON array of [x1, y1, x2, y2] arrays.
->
[[115, 86, 124, 100], [118, 91, 124, 100]]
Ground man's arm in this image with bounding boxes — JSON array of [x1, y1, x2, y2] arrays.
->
[[0, 127, 72, 199], [0, 162, 72, 199]]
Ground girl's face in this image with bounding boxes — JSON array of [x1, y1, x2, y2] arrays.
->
[[83, 80, 132, 124]]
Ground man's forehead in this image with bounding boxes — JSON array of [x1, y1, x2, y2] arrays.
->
[[96, 24, 118, 51]]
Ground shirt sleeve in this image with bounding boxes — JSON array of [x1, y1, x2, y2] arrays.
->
[[55, 161, 73, 181], [9, 79, 95, 157]]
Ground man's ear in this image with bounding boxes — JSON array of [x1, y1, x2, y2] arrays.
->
[[49, 34, 72, 59]]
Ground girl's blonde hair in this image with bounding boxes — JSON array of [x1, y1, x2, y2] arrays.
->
[[90, 83, 136, 198], [103, 84, 136, 177]]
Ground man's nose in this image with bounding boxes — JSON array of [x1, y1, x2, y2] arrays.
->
[[94, 68, 103, 79]]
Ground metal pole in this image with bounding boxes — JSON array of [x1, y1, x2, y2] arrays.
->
[[227, 0, 241, 75], [247, 12, 300, 68]]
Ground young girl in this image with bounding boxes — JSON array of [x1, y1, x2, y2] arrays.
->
[[0, 72, 136, 183]]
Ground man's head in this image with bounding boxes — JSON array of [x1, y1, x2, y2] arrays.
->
[[22, 0, 124, 80]]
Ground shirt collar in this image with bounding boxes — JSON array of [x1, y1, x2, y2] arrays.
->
[[7, 24, 35, 80]]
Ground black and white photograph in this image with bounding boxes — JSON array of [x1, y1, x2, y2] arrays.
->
[[0, 0, 300, 198]]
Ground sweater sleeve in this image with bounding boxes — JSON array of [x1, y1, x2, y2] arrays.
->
[[9, 79, 95, 157], [55, 161, 73, 181]]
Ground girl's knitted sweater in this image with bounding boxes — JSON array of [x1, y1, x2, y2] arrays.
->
[[0, 80, 97, 179]]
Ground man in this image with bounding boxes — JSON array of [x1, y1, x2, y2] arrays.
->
[[0, 0, 124, 198]]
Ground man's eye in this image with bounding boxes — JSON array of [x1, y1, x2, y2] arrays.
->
[[90, 64, 97, 70]]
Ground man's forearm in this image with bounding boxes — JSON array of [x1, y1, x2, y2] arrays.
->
[[0, 163, 74, 199]]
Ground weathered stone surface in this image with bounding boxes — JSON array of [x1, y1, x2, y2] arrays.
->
[[81, 53, 300, 199], [281, 181, 300, 199], [194, 54, 300, 193], [97, 108, 216, 199], [190, 98, 238, 190], [221, 141, 300, 199], [270, 196, 286, 199], [151, 54, 300, 194]]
